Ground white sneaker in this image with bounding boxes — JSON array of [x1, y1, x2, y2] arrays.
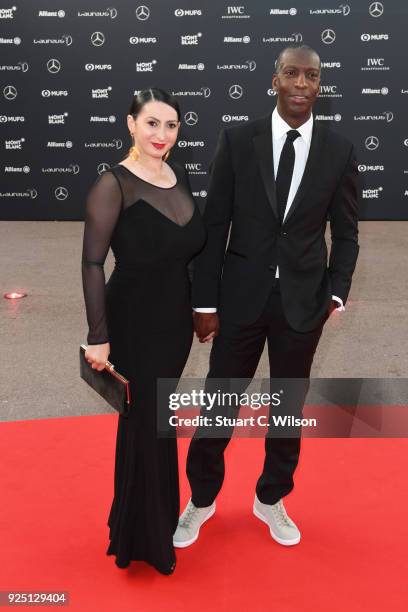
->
[[253, 494, 301, 546], [173, 498, 216, 548]]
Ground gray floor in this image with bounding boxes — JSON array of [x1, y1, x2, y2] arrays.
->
[[0, 221, 407, 421]]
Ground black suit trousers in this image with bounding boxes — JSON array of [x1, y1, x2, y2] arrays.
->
[[187, 281, 326, 506]]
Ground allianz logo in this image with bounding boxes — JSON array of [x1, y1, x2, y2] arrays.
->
[[129, 36, 157, 44], [358, 165, 384, 172], [5, 165, 30, 173], [5, 137, 25, 149], [47, 141, 73, 148], [270, 8, 297, 15], [362, 187, 383, 199], [192, 190, 208, 198], [361, 87, 389, 94], [224, 36, 251, 43], [90, 115, 116, 123], [38, 10, 65, 18], [315, 114, 342, 121], [0, 37, 22, 44], [178, 141, 205, 148], [42, 164, 80, 174], [178, 63, 205, 70]]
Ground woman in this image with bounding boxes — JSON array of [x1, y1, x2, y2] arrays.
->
[[81, 88, 206, 574]]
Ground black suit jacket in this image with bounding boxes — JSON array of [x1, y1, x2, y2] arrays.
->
[[192, 112, 360, 333]]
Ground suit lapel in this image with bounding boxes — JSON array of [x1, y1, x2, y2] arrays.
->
[[283, 119, 327, 225], [252, 114, 279, 221]]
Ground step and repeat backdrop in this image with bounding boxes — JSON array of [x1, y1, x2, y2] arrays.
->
[[0, 0, 407, 220]]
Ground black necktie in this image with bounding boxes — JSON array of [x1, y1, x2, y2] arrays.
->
[[276, 129, 300, 224]]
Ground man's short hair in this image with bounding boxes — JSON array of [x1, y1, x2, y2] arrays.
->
[[275, 45, 321, 73]]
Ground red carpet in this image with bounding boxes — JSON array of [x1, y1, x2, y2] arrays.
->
[[1, 414, 407, 611]]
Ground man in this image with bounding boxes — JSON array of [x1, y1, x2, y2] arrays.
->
[[174, 45, 360, 547]]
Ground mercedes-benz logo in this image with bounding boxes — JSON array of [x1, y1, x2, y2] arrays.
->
[[365, 136, 379, 151], [321, 29, 336, 45], [91, 32, 105, 46], [184, 111, 198, 126], [47, 58, 61, 74], [135, 5, 150, 20], [3, 85, 17, 100], [369, 2, 384, 17], [55, 186, 69, 200], [229, 84, 243, 99], [97, 163, 110, 174]]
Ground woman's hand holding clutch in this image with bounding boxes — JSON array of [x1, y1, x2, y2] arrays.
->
[[85, 343, 110, 371]]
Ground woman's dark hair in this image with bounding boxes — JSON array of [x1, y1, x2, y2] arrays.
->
[[129, 87, 181, 121]]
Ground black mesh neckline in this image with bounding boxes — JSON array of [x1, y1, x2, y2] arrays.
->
[[117, 163, 178, 190]]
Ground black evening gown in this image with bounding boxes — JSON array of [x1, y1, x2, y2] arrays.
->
[[81, 162, 206, 574]]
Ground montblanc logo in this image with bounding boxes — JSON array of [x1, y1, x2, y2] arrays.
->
[[181, 33, 202, 45], [369, 2, 384, 18], [310, 4, 350, 16], [361, 87, 389, 95], [319, 85, 342, 98], [0, 61, 29, 72], [3, 85, 17, 100], [0, 6, 17, 19], [0, 37, 22, 45], [135, 5, 150, 20], [0, 189, 38, 199], [42, 164, 80, 175], [224, 36, 251, 43], [136, 60, 157, 72], [269, 8, 297, 15], [354, 112, 393, 122], [78, 9, 118, 19], [178, 140, 205, 148], [84, 139, 123, 149], [85, 63, 112, 71], [55, 186, 69, 201], [321, 29, 336, 44], [178, 63, 205, 70], [38, 10, 65, 18], [321, 61, 342, 68], [5, 165, 30, 174], [365, 136, 380, 150], [89, 115, 116, 123], [48, 112, 68, 125], [185, 162, 206, 175], [362, 186, 383, 199], [262, 33, 302, 44], [222, 115, 249, 122], [47, 58, 61, 73], [0, 115, 24, 123], [184, 111, 199, 126], [5, 137, 25, 150], [91, 32, 105, 46], [47, 141, 73, 148], [222, 6, 251, 19], [172, 87, 211, 98], [174, 9, 202, 17], [361, 33, 389, 41], [42, 89, 69, 97], [315, 114, 342, 121], [217, 60, 256, 71], [358, 164, 384, 172], [92, 86, 112, 99], [229, 84, 243, 99], [34, 35, 73, 46], [362, 57, 389, 71], [129, 36, 157, 44]]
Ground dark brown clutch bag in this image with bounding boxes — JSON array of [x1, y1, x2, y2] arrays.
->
[[79, 344, 131, 416]]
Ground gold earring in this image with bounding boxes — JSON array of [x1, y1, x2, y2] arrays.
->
[[129, 134, 139, 161], [163, 150, 170, 162]]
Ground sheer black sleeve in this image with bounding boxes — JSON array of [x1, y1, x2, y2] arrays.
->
[[81, 170, 122, 345]]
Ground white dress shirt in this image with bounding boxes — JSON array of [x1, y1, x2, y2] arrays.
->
[[195, 107, 344, 313]]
